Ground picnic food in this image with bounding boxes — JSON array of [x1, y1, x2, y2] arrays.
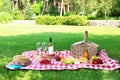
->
[[79, 57, 88, 63], [64, 58, 74, 64], [90, 56, 99, 63], [60, 55, 65, 62], [90, 56, 103, 64], [84, 50, 89, 58], [93, 59, 103, 64], [55, 55, 60, 61], [74, 58, 80, 64], [12, 55, 30, 66], [40, 59, 51, 64]]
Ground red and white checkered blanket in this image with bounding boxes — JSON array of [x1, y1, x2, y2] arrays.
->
[[19, 50, 120, 70]]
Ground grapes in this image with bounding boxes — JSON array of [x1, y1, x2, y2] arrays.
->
[[91, 56, 99, 61], [93, 59, 103, 64], [40, 59, 51, 64], [55, 56, 60, 61]]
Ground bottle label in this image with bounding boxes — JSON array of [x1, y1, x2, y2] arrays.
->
[[48, 46, 54, 55]]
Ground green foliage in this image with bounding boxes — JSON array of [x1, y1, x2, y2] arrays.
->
[[70, 0, 81, 14], [0, 0, 3, 8], [24, 4, 34, 20], [32, 3, 42, 15], [87, 11, 97, 20], [48, 5, 59, 16], [1, 0, 120, 20], [12, 9, 24, 20], [0, 0, 11, 13], [63, 15, 88, 26], [36, 15, 88, 26], [0, 12, 13, 23], [36, 15, 56, 25], [111, 0, 120, 17], [64, 12, 73, 16]]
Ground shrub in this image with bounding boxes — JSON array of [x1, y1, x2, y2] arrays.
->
[[87, 11, 97, 20], [12, 9, 25, 20], [0, 12, 13, 23], [36, 15, 51, 25], [63, 15, 88, 26], [36, 15, 88, 26], [63, 12, 73, 16]]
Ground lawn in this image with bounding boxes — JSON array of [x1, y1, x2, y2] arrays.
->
[[0, 24, 120, 80]]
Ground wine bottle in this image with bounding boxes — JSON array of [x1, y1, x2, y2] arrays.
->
[[48, 37, 54, 55]]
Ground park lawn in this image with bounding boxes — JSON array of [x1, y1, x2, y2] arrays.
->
[[0, 24, 120, 80]]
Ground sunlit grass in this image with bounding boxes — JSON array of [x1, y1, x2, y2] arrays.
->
[[0, 24, 119, 36]]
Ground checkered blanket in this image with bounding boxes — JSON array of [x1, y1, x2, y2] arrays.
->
[[18, 50, 120, 70]]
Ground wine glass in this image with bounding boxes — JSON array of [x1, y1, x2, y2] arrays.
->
[[42, 42, 48, 52], [36, 42, 42, 51]]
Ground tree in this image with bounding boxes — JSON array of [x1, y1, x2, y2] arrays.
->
[[60, 0, 64, 16], [111, 0, 120, 17], [30, 0, 37, 4], [99, 0, 112, 18], [48, 0, 59, 16], [41, 0, 48, 15], [0, 0, 11, 12]]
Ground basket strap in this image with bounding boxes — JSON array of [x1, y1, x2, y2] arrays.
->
[[84, 31, 88, 42]]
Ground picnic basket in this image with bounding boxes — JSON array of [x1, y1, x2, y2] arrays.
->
[[71, 31, 99, 58]]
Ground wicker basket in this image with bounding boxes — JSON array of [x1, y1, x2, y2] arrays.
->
[[71, 31, 99, 58]]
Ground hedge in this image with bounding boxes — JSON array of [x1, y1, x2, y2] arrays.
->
[[0, 12, 13, 23], [36, 15, 88, 26]]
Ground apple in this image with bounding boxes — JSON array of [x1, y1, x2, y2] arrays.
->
[[93, 59, 98, 64], [93, 59, 103, 64], [97, 59, 103, 64]]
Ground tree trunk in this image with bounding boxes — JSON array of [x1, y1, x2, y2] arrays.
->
[[11, 0, 14, 11], [58, 2, 61, 12], [67, 3, 69, 12], [64, 5, 65, 14], [60, 0, 64, 16], [105, 10, 107, 18], [82, 0, 85, 15], [53, 0, 56, 6], [41, 0, 47, 15], [30, 0, 36, 4]]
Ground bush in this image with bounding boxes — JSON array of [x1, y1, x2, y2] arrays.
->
[[0, 12, 13, 23], [63, 15, 88, 26], [36, 15, 88, 26], [87, 11, 97, 20], [12, 9, 24, 20], [36, 15, 54, 25]]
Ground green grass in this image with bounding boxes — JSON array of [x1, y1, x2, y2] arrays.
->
[[0, 24, 120, 80]]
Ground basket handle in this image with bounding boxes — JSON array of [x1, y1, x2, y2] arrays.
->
[[84, 31, 88, 42]]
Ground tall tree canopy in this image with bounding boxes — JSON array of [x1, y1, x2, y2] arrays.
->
[[0, 0, 120, 19]]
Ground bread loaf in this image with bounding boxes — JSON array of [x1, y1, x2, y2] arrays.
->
[[12, 55, 30, 66]]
